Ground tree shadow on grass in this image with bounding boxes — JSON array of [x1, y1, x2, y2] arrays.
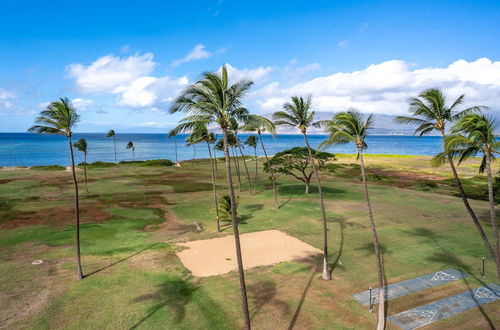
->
[[129, 276, 198, 329], [248, 280, 290, 321], [355, 242, 392, 256], [287, 265, 319, 330], [85, 243, 160, 278]]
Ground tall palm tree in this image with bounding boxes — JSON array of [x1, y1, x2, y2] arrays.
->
[[394, 88, 497, 271], [244, 136, 258, 192], [171, 122, 221, 232], [28, 97, 84, 280], [225, 131, 242, 192], [320, 110, 385, 328], [242, 115, 279, 208], [433, 113, 500, 280], [167, 131, 179, 166], [126, 141, 135, 161], [107, 129, 117, 165], [186, 133, 202, 165], [210, 133, 219, 178], [231, 120, 253, 194], [73, 138, 89, 193], [273, 95, 331, 280], [169, 65, 253, 329]]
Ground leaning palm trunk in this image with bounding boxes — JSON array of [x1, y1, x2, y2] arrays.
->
[[441, 131, 499, 278], [214, 148, 219, 178], [258, 132, 279, 208], [238, 144, 253, 194], [302, 132, 331, 280], [207, 142, 220, 232], [486, 154, 500, 279], [359, 150, 385, 329], [113, 136, 117, 165], [68, 136, 84, 280], [253, 147, 258, 192], [232, 147, 242, 192], [83, 152, 89, 193], [222, 128, 251, 329]]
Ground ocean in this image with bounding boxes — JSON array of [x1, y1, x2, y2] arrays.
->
[[0, 133, 445, 167]]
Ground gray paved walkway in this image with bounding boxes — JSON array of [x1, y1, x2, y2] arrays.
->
[[388, 284, 500, 329], [352, 269, 468, 306]]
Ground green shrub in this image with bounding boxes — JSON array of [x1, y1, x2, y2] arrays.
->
[[85, 161, 115, 168], [140, 159, 174, 167], [415, 179, 438, 189], [323, 163, 345, 173], [30, 165, 66, 171]]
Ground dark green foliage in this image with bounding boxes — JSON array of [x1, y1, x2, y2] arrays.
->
[[141, 159, 174, 167], [85, 161, 116, 168], [30, 165, 66, 171]]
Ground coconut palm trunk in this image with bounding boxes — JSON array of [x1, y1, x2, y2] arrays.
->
[[442, 132, 498, 272], [214, 148, 219, 178], [222, 128, 251, 329], [359, 149, 385, 329], [83, 151, 88, 193], [207, 141, 220, 232], [485, 154, 500, 279], [258, 132, 279, 208], [191, 145, 196, 165], [238, 144, 253, 194], [253, 146, 258, 191], [232, 147, 242, 192], [113, 135, 117, 165], [302, 132, 331, 280], [68, 136, 84, 280]]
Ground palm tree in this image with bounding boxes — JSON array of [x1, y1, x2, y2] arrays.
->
[[226, 130, 242, 192], [185, 133, 200, 165], [171, 122, 221, 232], [244, 136, 258, 193], [167, 131, 180, 166], [242, 115, 279, 208], [231, 120, 253, 194], [394, 88, 498, 273], [107, 129, 117, 165], [28, 97, 84, 280], [126, 141, 135, 161], [73, 138, 89, 193], [169, 65, 253, 329], [320, 110, 385, 328], [209, 133, 219, 178], [433, 113, 500, 280], [273, 95, 331, 280]]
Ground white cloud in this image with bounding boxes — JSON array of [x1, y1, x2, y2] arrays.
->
[[172, 44, 212, 67], [283, 61, 321, 82], [251, 58, 500, 115], [337, 40, 349, 48], [224, 63, 273, 84], [72, 98, 95, 111], [67, 53, 189, 110], [134, 121, 173, 128], [0, 88, 15, 110], [67, 53, 156, 94]]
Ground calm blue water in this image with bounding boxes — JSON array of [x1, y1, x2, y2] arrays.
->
[[0, 133, 444, 167]]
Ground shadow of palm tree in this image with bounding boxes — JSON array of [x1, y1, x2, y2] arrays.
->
[[248, 280, 290, 320], [288, 266, 318, 330], [85, 243, 160, 278], [130, 276, 198, 329]]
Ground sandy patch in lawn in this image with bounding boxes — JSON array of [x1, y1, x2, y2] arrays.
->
[[176, 230, 322, 277]]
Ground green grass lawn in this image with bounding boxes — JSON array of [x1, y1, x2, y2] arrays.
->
[[0, 155, 498, 329]]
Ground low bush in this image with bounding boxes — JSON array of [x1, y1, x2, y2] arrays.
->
[[30, 165, 66, 171]]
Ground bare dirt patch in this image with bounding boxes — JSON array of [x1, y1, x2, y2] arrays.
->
[[176, 230, 322, 277], [0, 202, 111, 229]]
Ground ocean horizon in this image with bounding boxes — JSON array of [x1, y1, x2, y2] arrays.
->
[[0, 132, 446, 167]]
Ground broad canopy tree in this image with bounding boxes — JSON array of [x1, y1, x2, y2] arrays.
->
[[264, 147, 335, 194]]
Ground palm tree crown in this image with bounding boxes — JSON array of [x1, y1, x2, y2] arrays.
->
[[273, 95, 318, 133], [126, 141, 134, 150], [107, 129, 115, 138], [28, 97, 79, 136], [434, 114, 499, 171], [244, 136, 257, 149], [73, 138, 88, 153], [395, 88, 486, 136], [242, 115, 276, 135], [169, 65, 253, 130], [319, 110, 373, 152]]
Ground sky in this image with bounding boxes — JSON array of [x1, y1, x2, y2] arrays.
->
[[1, 0, 500, 133]]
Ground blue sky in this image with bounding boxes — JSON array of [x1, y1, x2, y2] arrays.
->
[[1, 0, 500, 132]]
